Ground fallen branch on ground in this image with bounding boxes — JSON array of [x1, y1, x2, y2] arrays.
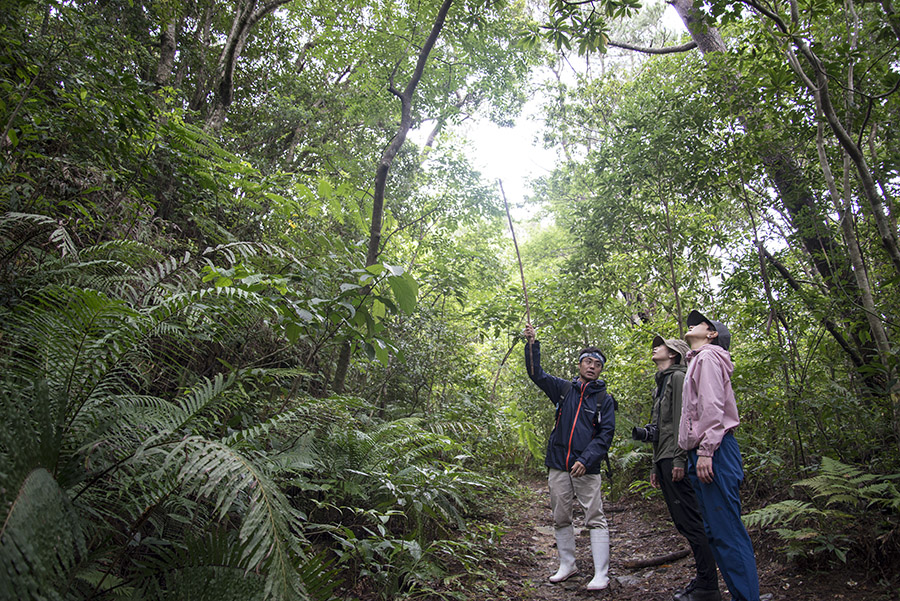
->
[[623, 548, 691, 569]]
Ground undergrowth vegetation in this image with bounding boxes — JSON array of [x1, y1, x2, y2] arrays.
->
[[3, 0, 900, 599], [743, 458, 900, 578], [0, 214, 517, 600]]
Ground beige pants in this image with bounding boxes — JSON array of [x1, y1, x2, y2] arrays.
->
[[548, 468, 607, 529]]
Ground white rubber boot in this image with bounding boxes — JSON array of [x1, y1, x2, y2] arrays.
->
[[587, 529, 610, 590], [549, 525, 578, 582]]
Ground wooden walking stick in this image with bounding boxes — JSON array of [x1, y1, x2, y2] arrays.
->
[[499, 179, 534, 374]]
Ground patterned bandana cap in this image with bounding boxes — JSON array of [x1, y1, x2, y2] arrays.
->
[[579, 351, 606, 365]]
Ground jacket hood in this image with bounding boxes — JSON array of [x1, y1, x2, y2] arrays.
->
[[689, 343, 734, 374], [574, 377, 606, 393], [655, 363, 686, 383]]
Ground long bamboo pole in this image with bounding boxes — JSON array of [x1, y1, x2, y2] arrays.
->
[[499, 179, 533, 374]]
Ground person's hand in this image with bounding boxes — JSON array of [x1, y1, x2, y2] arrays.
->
[[570, 461, 586, 478], [523, 323, 536, 343], [696, 455, 714, 483], [672, 466, 685, 482], [650, 472, 659, 488]]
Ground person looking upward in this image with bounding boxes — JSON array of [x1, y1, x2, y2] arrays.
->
[[679, 310, 760, 601], [638, 335, 719, 601]]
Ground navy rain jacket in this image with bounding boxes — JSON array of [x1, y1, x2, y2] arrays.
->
[[526, 340, 616, 474]]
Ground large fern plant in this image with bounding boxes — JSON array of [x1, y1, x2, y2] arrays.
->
[[0, 213, 351, 600], [743, 457, 900, 566]]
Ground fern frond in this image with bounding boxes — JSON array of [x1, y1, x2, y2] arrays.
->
[[4, 286, 145, 419], [49, 221, 78, 260], [166, 372, 239, 433], [203, 240, 301, 266], [163, 437, 306, 599], [794, 457, 900, 512], [0, 211, 58, 238], [132, 529, 268, 601], [0, 468, 88, 601], [223, 405, 308, 447], [426, 419, 484, 440], [79, 239, 165, 265], [742, 499, 823, 530], [859, 481, 900, 512], [0, 212, 58, 267], [134, 251, 199, 306], [149, 287, 276, 335]]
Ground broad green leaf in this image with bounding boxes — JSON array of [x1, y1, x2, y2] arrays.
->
[[388, 273, 418, 314], [372, 299, 386, 320]]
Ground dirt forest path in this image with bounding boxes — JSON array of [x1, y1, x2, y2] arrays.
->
[[481, 479, 894, 601]]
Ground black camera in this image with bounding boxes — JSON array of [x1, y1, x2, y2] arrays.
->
[[632, 424, 659, 443]]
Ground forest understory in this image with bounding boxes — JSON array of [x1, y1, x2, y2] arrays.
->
[[5, 0, 900, 599], [466, 479, 897, 601]]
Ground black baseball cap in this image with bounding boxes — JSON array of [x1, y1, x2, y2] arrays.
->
[[686, 310, 731, 351]]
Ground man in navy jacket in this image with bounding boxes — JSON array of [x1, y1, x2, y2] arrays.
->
[[524, 323, 616, 591]]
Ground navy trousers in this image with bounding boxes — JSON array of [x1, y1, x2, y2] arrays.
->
[[687, 433, 759, 601]]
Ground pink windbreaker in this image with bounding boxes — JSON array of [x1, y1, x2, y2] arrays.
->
[[678, 343, 740, 457]]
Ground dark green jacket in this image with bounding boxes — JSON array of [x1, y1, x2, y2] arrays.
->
[[651, 364, 687, 469]]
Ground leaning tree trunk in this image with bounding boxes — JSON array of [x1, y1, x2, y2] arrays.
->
[[668, 0, 877, 373], [809, 9, 900, 445], [332, 0, 454, 393], [204, 0, 291, 133], [785, 38, 900, 278]]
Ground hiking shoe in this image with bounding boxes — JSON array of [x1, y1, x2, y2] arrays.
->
[[682, 589, 722, 601], [672, 579, 697, 601]]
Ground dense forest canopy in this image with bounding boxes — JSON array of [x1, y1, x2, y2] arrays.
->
[[1, 0, 899, 599]]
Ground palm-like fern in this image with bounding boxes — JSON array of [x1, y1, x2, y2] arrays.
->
[[1, 212, 493, 601], [0, 215, 344, 600]]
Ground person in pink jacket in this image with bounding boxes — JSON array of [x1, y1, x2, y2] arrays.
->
[[678, 310, 760, 601]]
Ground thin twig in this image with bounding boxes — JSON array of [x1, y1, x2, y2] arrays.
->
[[499, 179, 533, 374], [488, 338, 519, 404]]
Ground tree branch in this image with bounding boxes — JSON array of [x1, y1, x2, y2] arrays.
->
[[607, 39, 697, 54], [623, 548, 691, 569], [763, 249, 865, 367]]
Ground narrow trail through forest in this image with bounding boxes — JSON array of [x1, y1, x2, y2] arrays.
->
[[478, 479, 894, 601]]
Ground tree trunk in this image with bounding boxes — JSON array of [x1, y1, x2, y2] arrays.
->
[[762, 249, 864, 368], [810, 18, 899, 441], [786, 39, 900, 278], [188, 8, 214, 113], [154, 20, 178, 89], [152, 18, 179, 221], [668, 0, 876, 371], [205, 0, 291, 133], [331, 0, 455, 392]]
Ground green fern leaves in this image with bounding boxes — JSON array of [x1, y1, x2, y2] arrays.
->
[[743, 457, 900, 564], [0, 468, 88, 601]]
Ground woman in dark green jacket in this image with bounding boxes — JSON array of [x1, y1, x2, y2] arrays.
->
[[645, 335, 720, 601]]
